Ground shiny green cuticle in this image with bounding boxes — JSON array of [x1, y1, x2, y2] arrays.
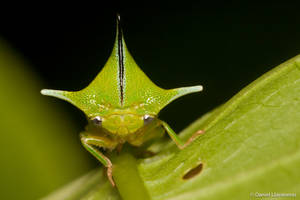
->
[[41, 16, 203, 186]]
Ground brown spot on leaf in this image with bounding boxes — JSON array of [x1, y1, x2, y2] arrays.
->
[[182, 163, 203, 180]]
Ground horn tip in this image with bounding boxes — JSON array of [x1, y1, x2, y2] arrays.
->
[[40, 89, 51, 96]]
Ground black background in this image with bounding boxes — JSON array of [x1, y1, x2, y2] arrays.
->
[[1, 2, 300, 132]]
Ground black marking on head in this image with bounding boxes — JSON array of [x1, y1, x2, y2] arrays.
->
[[143, 115, 155, 125], [117, 15, 124, 106], [92, 116, 102, 126]]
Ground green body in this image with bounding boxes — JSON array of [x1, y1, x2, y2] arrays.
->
[[41, 16, 203, 186]]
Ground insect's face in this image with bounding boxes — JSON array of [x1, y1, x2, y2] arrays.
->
[[89, 111, 155, 136]]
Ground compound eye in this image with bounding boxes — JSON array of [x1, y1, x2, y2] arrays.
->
[[92, 116, 102, 126], [143, 114, 154, 125]]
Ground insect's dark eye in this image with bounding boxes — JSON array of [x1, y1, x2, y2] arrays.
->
[[143, 115, 154, 125], [92, 116, 102, 126]]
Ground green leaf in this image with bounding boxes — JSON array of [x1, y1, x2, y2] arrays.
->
[[42, 55, 300, 199], [41, 169, 121, 200], [139, 54, 300, 200]]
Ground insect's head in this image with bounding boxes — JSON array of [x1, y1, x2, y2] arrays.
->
[[87, 110, 156, 135], [41, 16, 203, 135]]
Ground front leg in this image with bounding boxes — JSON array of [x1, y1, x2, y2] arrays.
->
[[160, 121, 204, 149], [80, 132, 117, 186]]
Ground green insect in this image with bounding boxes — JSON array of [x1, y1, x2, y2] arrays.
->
[[41, 16, 204, 186]]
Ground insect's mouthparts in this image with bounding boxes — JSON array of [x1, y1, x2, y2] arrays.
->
[[117, 126, 129, 135]]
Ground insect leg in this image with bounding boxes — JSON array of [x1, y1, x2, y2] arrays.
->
[[160, 121, 204, 149], [80, 132, 117, 186]]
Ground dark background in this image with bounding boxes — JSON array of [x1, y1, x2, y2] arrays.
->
[[1, 1, 300, 132]]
